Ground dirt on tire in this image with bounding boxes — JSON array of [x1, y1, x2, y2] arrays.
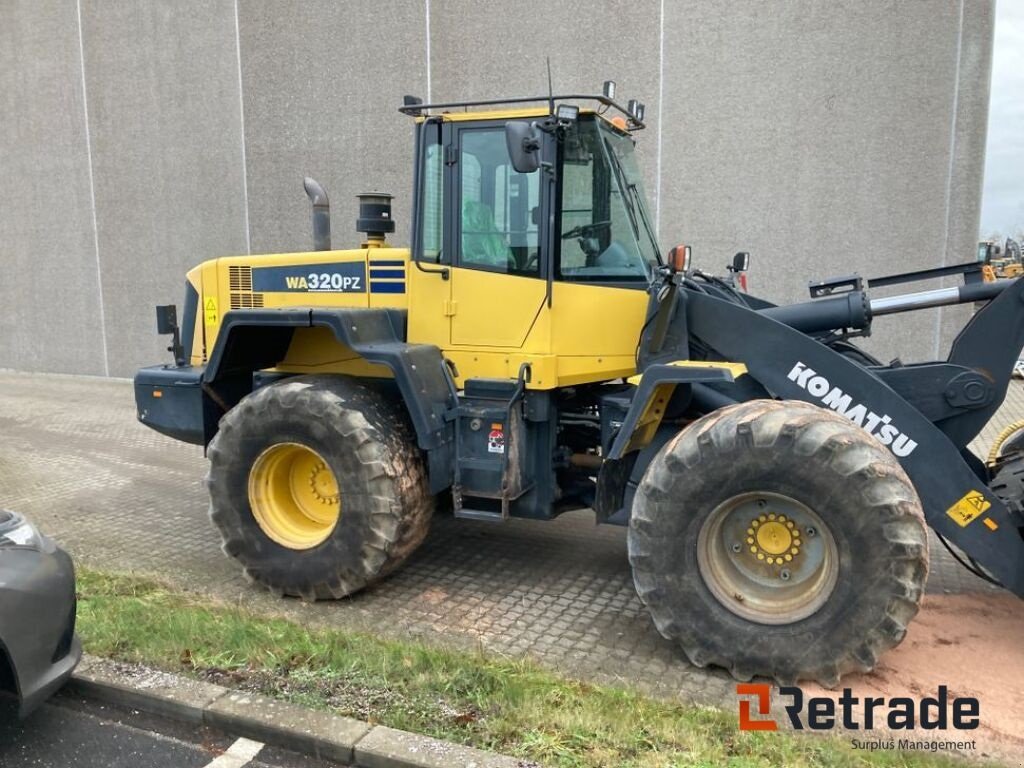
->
[[206, 375, 433, 600], [630, 399, 929, 686]]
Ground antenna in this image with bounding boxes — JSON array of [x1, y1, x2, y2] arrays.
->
[[546, 57, 554, 116]]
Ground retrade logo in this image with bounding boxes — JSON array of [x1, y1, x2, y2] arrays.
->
[[737, 684, 980, 733], [736, 683, 777, 731]]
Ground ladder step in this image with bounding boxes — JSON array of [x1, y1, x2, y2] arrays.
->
[[453, 508, 506, 522]]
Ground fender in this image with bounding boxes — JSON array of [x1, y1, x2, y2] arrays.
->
[[606, 362, 747, 460], [197, 307, 455, 492], [203, 307, 452, 450], [686, 289, 1024, 596]]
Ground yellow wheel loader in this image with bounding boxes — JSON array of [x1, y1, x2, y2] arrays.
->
[[136, 84, 1024, 685]]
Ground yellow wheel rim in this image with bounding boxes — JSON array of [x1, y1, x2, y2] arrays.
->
[[247, 442, 341, 549]]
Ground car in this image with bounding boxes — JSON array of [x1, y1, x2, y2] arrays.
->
[[0, 509, 81, 717]]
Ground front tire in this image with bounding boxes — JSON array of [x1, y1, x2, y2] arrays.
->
[[629, 399, 929, 686], [207, 375, 433, 600]]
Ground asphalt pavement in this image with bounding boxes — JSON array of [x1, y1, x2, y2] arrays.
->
[[0, 692, 342, 768]]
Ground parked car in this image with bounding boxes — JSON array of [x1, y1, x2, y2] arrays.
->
[[0, 509, 80, 717]]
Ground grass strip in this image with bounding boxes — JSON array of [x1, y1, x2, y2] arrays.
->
[[76, 568, 976, 768]]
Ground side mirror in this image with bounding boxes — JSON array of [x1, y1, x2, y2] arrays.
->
[[505, 121, 541, 173], [731, 251, 750, 273], [156, 304, 178, 335], [155, 304, 185, 366]]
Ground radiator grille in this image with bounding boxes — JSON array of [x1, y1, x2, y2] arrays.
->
[[230, 293, 264, 309], [228, 266, 253, 291]]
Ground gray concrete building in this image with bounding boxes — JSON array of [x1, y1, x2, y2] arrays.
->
[[0, 0, 994, 378]]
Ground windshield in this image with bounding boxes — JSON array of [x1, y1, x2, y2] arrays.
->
[[557, 116, 661, 281]]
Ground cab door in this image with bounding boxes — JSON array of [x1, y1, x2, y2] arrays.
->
[[447, 123, 548, 348]]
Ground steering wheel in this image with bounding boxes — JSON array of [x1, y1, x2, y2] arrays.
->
[[561, 220, 611, 240]]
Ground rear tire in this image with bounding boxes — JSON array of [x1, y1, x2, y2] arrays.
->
[[207, 375, 433, 600], [629, 399, 929, 686]]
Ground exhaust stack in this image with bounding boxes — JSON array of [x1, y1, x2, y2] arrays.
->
[[303, 177, 331, 251]]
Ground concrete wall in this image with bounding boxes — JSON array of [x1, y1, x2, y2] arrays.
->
[[0, 0, 994, 377]]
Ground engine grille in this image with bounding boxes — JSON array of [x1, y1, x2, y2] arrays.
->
[[230, 292, 264, 309], [228, 266, 252, 291], [228, 265, 264, 308]]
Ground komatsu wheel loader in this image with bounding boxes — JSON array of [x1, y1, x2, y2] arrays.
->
[[135, 84, 1024, 685]]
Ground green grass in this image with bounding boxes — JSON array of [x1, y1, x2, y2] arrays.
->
[[75, 568, 978, 768]]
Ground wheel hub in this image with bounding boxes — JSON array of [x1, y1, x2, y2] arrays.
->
[[748, 515, 801, 565], [697, 492, 838, 624], [248, 442, 342, 549]]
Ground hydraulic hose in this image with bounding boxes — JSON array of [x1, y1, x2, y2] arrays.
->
[[986, 419, 1024, 466]]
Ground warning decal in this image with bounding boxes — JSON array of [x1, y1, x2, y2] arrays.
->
[[945, 490, 991, 527], [204, 297, 218, 325], [487, 425, 505, 454]]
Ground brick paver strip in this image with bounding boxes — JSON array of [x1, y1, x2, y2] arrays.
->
[[0, 370, 1010, 711]]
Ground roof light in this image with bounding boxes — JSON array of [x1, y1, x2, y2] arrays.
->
[[555, 103, 579, 124], [603, 80, 616, 100], [636, 102, 646, 122], [627, 99, 640, 118]]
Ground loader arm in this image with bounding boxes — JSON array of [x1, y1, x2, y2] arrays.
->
[[686, 288, 1024, 596]]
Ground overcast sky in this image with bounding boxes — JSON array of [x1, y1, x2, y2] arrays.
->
[[981, 0, 1024, 237]]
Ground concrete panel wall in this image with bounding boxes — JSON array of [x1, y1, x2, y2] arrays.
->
[[81, 0, 248, 377], [430, 0, 661, 201], [0, 1, 105, 375], [658, 0, 991, 364], [0, 0, 996, 376], [238, 1, 428, 255]]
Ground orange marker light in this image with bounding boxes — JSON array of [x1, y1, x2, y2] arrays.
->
[[669, 245, 691, 273], [153, 390, 163, 398]]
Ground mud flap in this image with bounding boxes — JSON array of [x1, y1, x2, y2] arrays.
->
[[687, 290, 1024, 596]]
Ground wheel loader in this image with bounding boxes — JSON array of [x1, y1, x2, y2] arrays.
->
[[135, 83, 1024, 686]]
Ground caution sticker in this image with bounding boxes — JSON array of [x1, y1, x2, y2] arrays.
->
[[487, 424, 505, 454], [945, 490, 991, 527], [204, 297, 218, 325]]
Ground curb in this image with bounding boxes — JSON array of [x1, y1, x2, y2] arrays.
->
[[68, 655, 535, 768]]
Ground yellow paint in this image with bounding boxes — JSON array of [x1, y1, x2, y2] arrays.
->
[[946, 490, 991, 527], [628, 360, 748, 386], [247, 442, 341, 550], [276, 326, 393, 378], [429, 106, 626, 134], [983, 517, 999, 531], [756, 521, 792, 555], [449, 268, 545, 347]]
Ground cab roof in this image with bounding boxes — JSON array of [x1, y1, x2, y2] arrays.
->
[[399, 93, 646, 131]]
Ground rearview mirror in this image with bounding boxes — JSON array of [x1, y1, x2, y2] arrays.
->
[[155, 304, 178, 335], [731, 251, 750, 273], [505, 121, 541, 173]]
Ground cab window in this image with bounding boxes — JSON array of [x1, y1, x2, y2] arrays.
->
[[458, 128, 541, 275], [558, 117, 660, 281]]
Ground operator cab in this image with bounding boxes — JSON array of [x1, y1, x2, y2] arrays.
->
[[402, 91, 661, 289]]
